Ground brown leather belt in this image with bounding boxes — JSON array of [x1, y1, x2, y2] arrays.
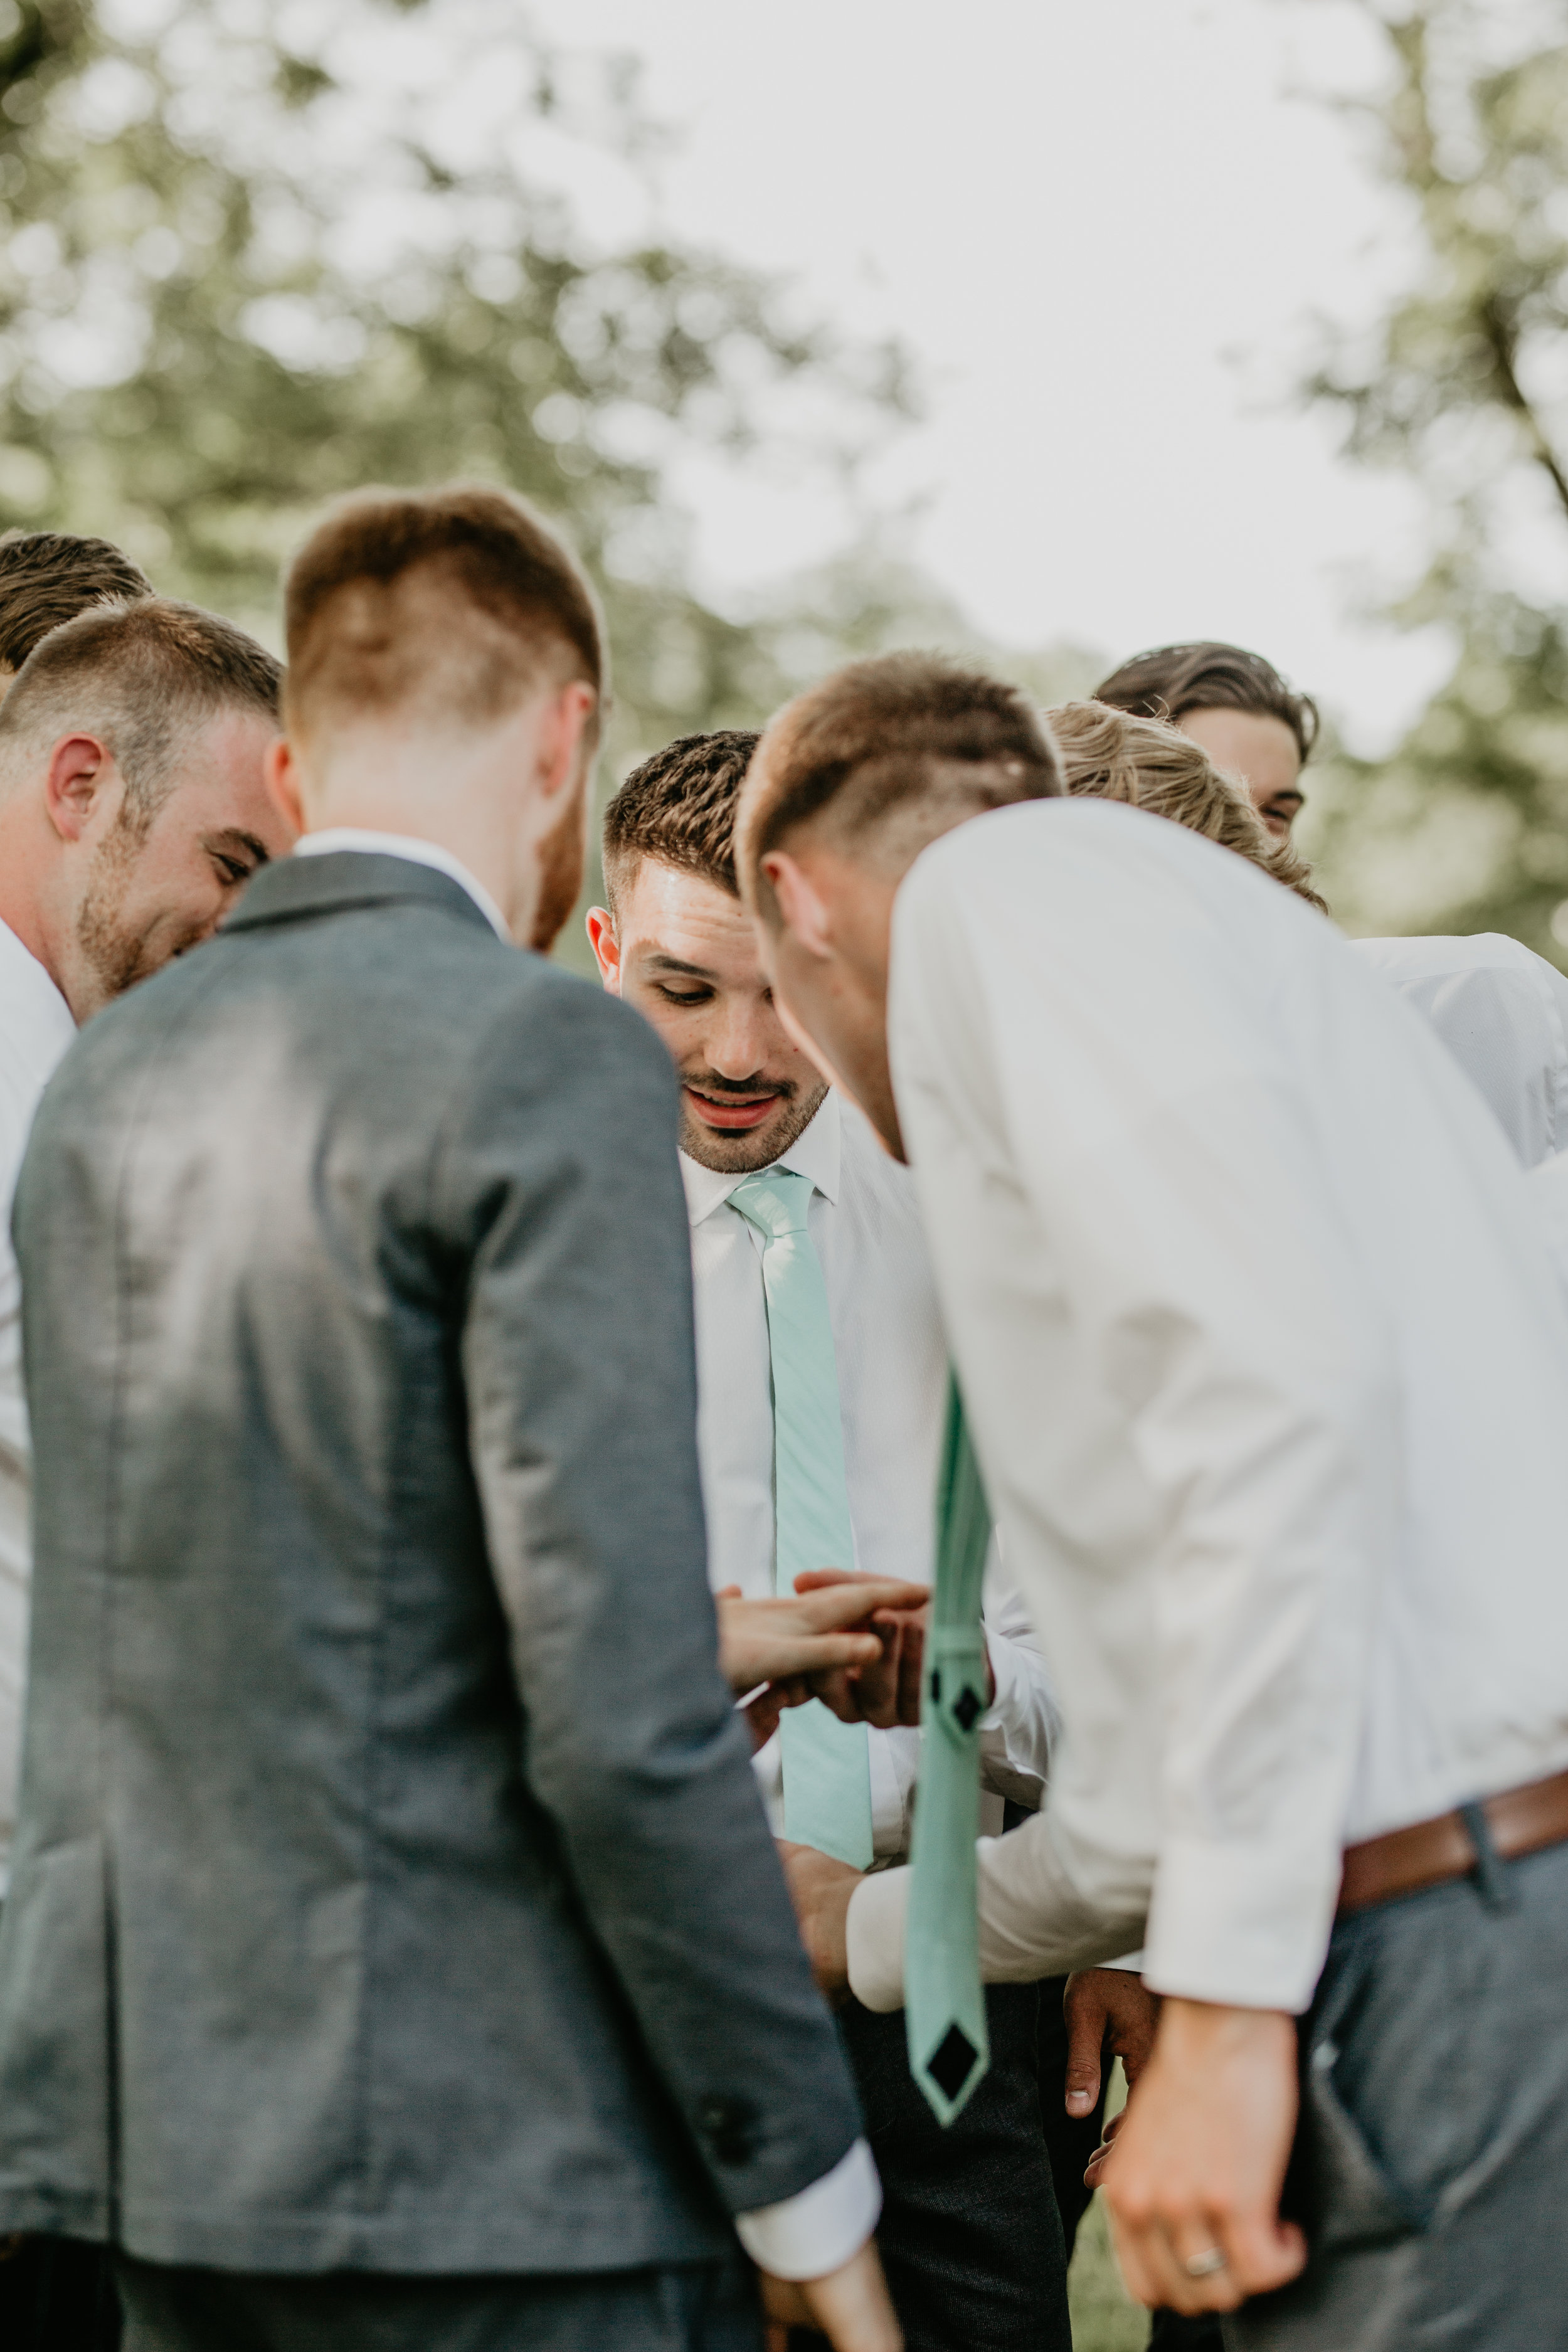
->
[[1338, 1764, 1568, 1916]]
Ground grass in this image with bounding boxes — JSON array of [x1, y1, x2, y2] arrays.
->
[[1067, 2195, 1147, 2352]]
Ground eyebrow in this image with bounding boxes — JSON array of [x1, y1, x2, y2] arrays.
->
[[639, 949, 720, 980], [208, 828, 273, 867]]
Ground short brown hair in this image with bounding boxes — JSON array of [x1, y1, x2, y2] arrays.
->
[[0, 529, 153, 672], [283, 482, 603, 747], [737, 654, 1061, 919], [602, 729, 758, 912], [1092, 641, 1319, 765], [0, 596, 280, 828], [1050, 699, 1328, 911]]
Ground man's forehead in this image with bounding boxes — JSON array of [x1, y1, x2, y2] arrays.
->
[[621, 857, 760, 973]]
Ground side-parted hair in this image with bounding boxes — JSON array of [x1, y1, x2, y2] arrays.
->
[[1092, 640, 1319, 766], [283, 482, 604, 748], [601, 728, 759, 913], [0, 596, 280, 830], [736, 653, 1062, 922], [0, 529, 154, 672], [1049, 699, 1328, 912]]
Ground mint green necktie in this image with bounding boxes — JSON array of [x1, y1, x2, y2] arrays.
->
[[728, 1168, 874, 1870], [905, 1378, 992, 2124]]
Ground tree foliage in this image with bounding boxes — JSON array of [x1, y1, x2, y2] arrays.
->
[[0, 0, 913, 785], [1299, 0, 1568, 958]]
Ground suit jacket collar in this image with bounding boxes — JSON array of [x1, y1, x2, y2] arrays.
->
[[223, 850, 502, 940]]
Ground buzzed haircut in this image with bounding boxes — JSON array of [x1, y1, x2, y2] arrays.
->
[[601, 729, 759, 914], [1092, 640, 1319, 766], [1049, 699, 1327, 912], [0, 529, 153, 672], [0, 596, 280, 832], [283, 482, 603, 747], [738, 653, 1061, 918]]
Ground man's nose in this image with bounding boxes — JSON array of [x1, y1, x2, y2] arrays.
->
[[707, 1000, 773, 1079]]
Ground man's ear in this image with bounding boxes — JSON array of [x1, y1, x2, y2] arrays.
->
[[45, 733, 112, 843], [538, 680, 598, 800], [266, 737, 307, 836], [763, 850, 832, 959], [585, 906, 621, 992]]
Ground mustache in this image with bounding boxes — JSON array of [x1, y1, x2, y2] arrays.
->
[[683, 1069, 797, 1101]]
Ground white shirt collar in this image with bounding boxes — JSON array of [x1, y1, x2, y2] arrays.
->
[[0, 915, 75, 1061], [294, 830, 511, 943], [681, 1088, 842, 1228]]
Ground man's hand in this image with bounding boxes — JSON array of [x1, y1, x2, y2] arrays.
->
[[1063, 1967, 1161, 2134], [715, 1579, 928, 1714], [791, 1569, 931, 1727], [760, 2241, 902, 2351], [775, 1840, 861, 2004], [1099, 1998, 1306, 2314]]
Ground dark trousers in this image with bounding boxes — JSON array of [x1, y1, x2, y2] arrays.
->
[[0, 2234, 122, 2350], [114, 2251, 762, 2352], [1227, 1833, 1568, 2351], [1036, 1972, 1104, 2262], [792, 1982, 1069, 2352]]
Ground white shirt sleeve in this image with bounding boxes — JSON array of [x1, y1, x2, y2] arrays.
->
[[846, 1823, 1151, 2013], [1531, 1149, 1568, 1312], [889, 822, 1407, 2014], [977, 1582, 1059, 1812], [733, 2136, 881, 2279]]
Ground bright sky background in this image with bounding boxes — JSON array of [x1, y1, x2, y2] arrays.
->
[[524, 0, 1449, 753]]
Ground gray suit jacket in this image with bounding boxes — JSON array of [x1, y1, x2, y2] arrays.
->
[[0, 852, 859, 2273]]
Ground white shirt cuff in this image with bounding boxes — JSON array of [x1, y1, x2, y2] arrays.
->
[[1143, 1832, 1340, 2013], [733, 2136, 882, 2280], [845, 1866, 911, 2013]]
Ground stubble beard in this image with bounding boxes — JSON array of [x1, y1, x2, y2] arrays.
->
[[527, 775, 588, 955], [678, 1074, 829, 1173], [73, 814, 160, 1015]]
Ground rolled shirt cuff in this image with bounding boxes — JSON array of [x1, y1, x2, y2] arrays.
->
[[1142, 1832, 1340, 2014], [734, 2136, 882, 2280], [845, 1865, 910, 2014]]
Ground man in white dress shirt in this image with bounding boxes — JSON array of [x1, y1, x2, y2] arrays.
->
[[590, 731, 1076, 2352], [1350, 931, 1568, 1170], [0, 595, 289, 1876], [0, 588, 289, 2343], [733, 652, 1568, 2349]]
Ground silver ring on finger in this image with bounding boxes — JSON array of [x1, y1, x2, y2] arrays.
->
[[1184, 2247, 1228, 2280]]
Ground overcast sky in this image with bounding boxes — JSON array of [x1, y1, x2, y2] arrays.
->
[[522, 0, 1450, 752]]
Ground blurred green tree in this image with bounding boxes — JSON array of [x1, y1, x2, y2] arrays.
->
[[0, 0, 914, 792], [1296, 0, 1568, 958]]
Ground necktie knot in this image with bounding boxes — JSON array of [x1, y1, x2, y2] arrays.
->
[[728, 1167, 814, 1241]]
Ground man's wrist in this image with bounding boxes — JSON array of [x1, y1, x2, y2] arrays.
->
[[1157, 1995, 1294, 2058]]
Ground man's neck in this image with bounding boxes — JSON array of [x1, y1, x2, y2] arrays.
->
[[0, 808, 63, 993]]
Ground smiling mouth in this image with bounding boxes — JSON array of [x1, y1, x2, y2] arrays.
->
[[684, 1087, 785, 1131]]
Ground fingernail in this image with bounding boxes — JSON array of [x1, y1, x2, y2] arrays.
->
[[1066, 2091, 1089, 2112]]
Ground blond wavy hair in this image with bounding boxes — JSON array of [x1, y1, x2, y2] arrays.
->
[[1045, 699, 1328, 914]]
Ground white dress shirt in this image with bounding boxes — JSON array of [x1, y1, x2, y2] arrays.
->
[[846, 800, 1568, 2018], [294, 833, 876, 2277], [684, 1088, 1059, 1851], [1352, 932, 1568, 1168], [1532, 1147, 1568, 1315], [0, 919, 75, 1895]]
